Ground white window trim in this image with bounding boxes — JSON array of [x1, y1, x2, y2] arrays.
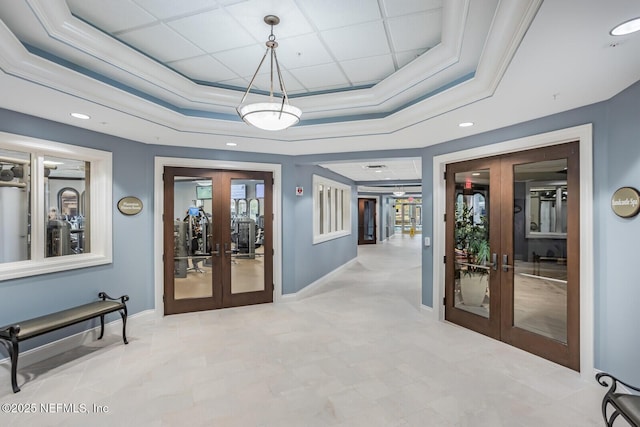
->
[[0, 131, 112, 281], [313, 175, 351, 244]]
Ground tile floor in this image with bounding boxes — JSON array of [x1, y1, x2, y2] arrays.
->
[[0, 235, 613, 426]]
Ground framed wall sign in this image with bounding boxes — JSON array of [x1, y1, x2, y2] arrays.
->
[[117, 196, 143, 216], [611, 187, 640, 218]]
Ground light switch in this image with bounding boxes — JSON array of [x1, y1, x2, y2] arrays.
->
[[424, 237, 431, 247]]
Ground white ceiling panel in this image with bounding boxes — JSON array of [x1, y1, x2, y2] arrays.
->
[[382, 0, 442, 18], [168, 55, 237, 82], [168, 9, 256, 53], [276, 33, 333, 69], [388, 11, 442, 52], [225, 0, 314, 41], [248, 69, 305, 93], [297, 0, 382, 31], [321, 21, 390, 61], [289, 63, 348, 90], [213, 44, 268, 78], [341, 55, 395, 85], [66, 0, 157, 33], [118, 23, 204, 62], [133, 0, 219, 20]]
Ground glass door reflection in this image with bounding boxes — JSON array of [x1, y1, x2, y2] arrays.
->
[[173, 176, 214, 301], [229, 178, 266, 295], [512, 159, 568, 343]]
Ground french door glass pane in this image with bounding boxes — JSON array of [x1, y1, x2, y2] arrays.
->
[[231, 178, 265, 294], [454, 169, 490, 318], [513, 159, 568, 343], [173, 176, 213, 300]]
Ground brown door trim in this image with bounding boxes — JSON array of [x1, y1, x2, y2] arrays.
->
[[163, 167, 273, 314], [444, 142, 580, 370]]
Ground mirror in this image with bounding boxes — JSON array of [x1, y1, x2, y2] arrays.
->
[[237, 199, 247, 216], [525, 181, 567, 238]]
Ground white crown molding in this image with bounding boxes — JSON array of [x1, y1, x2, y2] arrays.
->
[[0, 0, 542, 148]]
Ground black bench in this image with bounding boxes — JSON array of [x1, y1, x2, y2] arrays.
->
[[0, 292, 129, 393], [596, 372, 640, 426]]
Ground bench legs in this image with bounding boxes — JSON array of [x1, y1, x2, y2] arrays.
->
[[0, 338, 21, 392], [9, 338, 20, 393], [97, 310, 128, 344]]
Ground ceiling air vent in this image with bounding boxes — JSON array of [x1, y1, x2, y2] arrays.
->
[[364, 164, 387, 170]]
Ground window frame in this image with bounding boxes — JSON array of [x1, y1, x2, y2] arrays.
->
[[0, 131, 112, 281], [313, 175, 351, 244]]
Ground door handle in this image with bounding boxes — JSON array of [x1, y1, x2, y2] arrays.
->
[[491, 253, 498, 271], [502, 254, 513, 272], [212, 243, 220, 257], [224, 242, 232, 255]]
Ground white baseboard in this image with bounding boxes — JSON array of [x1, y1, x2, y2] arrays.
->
[[0, 309, 155, 376], [420, 304, 436, 319], [279, 257, 358, 302]]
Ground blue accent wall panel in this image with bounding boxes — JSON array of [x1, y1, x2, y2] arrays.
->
[[289, 164, 357, 294]]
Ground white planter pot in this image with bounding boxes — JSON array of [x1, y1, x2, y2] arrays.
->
[[460, 273, 488, 306]]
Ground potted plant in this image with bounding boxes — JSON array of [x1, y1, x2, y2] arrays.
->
[[454, 203, 490, 306]]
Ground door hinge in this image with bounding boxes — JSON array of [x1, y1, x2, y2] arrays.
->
[[272, 249, 274, 255], [443, 170, 446, 180], [272, 283, 275, 290], [272, 177, 275, 185], [162, 295, 165, 303], [443, 296, 446, 305], [162, 173, 165, 181], [443, 213, 446, 222], [443, 255, 446, 264], [162, 253, 165, 262]]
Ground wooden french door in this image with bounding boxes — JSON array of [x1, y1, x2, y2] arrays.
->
[[445, 142, 580, 370], [163, 167, 273, 315], [358, 198, 377, 244]]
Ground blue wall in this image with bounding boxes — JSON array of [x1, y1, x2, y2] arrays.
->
[[291, 164, 358, 293], [595, 81, 640, 383]]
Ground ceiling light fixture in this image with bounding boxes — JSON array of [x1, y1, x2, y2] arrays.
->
[[226, 142, 238, 146], [459, 122, 474, 127], [71, 113, 90, 120], [610, 17, 640, 36], [392, 186, 406, 197], [237, 15, 301, 131]]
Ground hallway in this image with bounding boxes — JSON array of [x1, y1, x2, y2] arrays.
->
[[0, 236, 606, 426]]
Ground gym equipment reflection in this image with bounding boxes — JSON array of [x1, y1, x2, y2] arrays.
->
[[0, 149, 89, 262], [164, 168, 273, 314]]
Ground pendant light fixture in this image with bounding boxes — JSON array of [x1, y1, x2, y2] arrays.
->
[[237, 15, 301, 131], [392, 186, 406, 197]]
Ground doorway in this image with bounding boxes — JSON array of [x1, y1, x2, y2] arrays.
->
[[358, 198, 377, 244], [163, 167, 273, 315], [444, 142, 580, 370]]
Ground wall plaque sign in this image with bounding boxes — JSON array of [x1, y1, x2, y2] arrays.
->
[[117, 196, 143, 216], [611, 187, 640, 218]]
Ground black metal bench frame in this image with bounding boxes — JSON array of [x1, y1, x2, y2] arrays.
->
[[597, 372, 640, 427], [0, 292, 129, 393]]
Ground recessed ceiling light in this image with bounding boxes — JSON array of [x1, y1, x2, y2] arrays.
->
[[472, 172, 481, 176], [459, 122, 474, 127], [70, 113, 90, 120], [610, 17, 640, 36], [226, 142, 237, 146], [375, 170, 382, 173]]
